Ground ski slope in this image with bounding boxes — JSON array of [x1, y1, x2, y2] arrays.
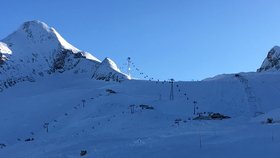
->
[[0, 71, 280, 158]]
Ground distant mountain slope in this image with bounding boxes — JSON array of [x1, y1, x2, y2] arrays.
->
[[257, 46, 280, 72], [0, 20, 129, 91]]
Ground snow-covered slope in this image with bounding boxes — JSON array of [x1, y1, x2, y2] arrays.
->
[[0, 72, 280, 158], [257, 46, 280, 72], [0, 20, 129, 91]]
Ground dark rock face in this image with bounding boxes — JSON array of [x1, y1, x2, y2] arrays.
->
[[0, 52, 9, 65], [0, 76, 35, 92], [94, 72, 121, 82], [0, 54, 4, 65], [0, 47, 98, 91], [51, 49, 86, 73]]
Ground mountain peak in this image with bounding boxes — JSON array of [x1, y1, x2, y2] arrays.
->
[[102, 57, 121, 72], [2, 20, 80, 55], [20, 20, 51, 32], [92, 57, 130, 81], [257, 45, 280, 72]]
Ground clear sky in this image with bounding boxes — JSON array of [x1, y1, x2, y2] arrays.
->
[[1, 0, 280, 81]]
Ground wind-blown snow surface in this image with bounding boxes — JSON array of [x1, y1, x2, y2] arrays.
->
[[0, 72, 280, 158]]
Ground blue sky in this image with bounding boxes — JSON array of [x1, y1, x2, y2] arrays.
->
[[1, 0, 280, 81]]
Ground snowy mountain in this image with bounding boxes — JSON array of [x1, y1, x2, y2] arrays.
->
[[1, 21, 280, 158], [93, 57, 128, 81], [257, 46, 280, 72], [0, 20, 129, 91]]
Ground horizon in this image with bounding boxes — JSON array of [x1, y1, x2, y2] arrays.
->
[[1, 0, 280, 81]]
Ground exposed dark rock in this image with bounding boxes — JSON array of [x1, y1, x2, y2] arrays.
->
[[139, 104, 154, 110], [267, 118, 273, 124], [0, 143, 6, 149], [106, 89, 117, 94], [24, 138, 34, 142], [80, 150, 87, 156], [193, 112, 230, 120]]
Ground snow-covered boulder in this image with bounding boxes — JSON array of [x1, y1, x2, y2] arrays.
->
[[257, 46, 280, 72]]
